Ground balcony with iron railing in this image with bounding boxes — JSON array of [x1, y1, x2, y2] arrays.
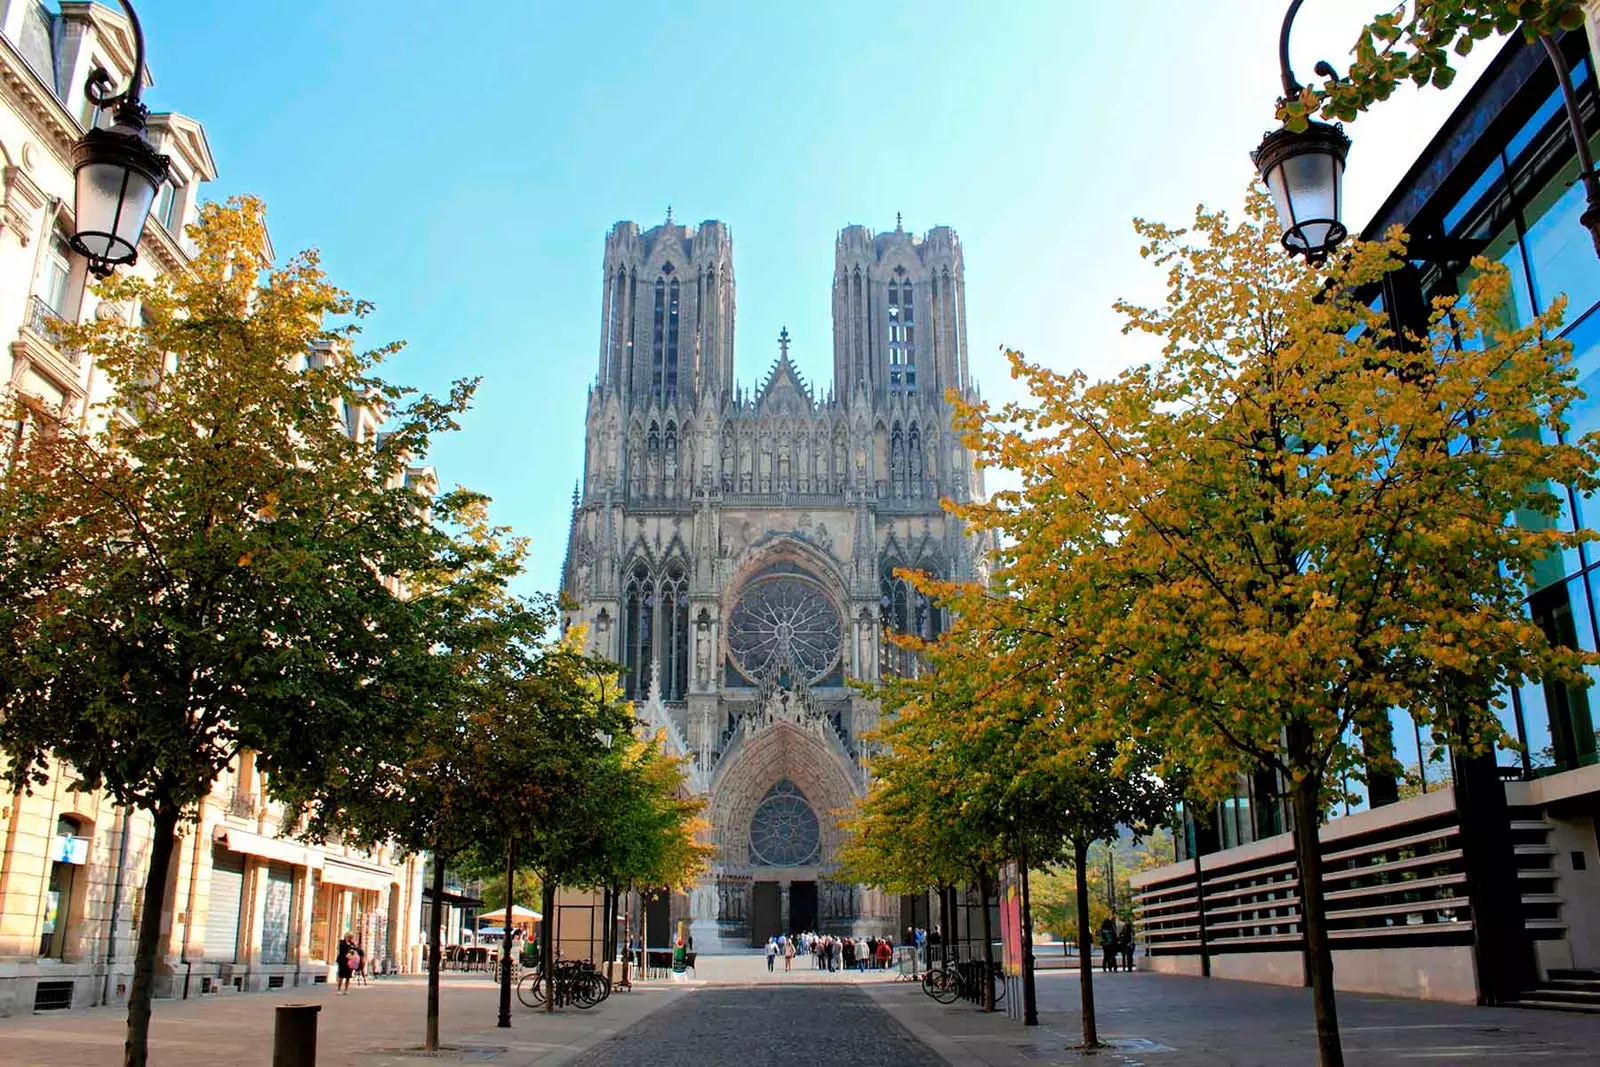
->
[[224, 787, 258, 820], [13, 294, 83, 397]]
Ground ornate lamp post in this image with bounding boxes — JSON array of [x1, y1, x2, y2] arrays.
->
[[68, 0, 169, 277], [1251, 0, 1350, 264]]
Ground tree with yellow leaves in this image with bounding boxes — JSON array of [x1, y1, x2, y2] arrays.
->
[[843, 581, 1176, 1036], [0, 198, 475, 1067], [949, 193, 1599, 1066]]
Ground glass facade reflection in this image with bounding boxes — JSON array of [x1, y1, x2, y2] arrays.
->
[[1178, 33, 1600, 859]]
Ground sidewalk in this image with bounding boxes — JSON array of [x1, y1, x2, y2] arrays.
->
[[0, 973, 685, 1067], [867, 969, 1600, 1065]]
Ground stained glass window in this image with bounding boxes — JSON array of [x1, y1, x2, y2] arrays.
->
[[748, 780, 821, 867], [726, 574, 842, 682]]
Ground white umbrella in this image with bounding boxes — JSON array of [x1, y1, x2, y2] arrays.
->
[[477, 905, 542, 924]]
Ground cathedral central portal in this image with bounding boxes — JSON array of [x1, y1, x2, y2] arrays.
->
[[560, 213, 983, 948]]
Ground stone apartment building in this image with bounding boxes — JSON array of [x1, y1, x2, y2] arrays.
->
[[560, 212, 988, 948], [0, 0, 425, 1016]]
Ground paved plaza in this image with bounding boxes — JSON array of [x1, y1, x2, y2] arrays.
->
[[2, 960, 1600, 1065]]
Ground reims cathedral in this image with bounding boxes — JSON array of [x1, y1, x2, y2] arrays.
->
[[560, 213, 985, 948]]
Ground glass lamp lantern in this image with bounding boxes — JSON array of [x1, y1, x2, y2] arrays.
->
[[70, 103, 169, 277], [1252, 119, 1351, 264], [67, 0, 168, 278]]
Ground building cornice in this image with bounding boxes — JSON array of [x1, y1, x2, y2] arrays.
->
[[0, 33, 84, 165]]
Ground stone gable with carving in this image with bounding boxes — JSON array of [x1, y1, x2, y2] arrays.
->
[[559, 214, 988, 945]]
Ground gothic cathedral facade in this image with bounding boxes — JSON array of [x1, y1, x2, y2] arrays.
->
[[561, 215, 983, 947]]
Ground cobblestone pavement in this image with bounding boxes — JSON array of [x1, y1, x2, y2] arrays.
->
[[564, 986, 945, 1067], [5, 961, 1600, 1065]]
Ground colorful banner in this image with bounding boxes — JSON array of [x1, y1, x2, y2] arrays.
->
[[998, 859, 1024, 978]]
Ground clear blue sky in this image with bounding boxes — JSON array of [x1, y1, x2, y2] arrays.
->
[[144, 1, 1495, 592]]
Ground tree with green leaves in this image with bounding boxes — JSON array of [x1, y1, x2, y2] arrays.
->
[[0, 198, 473, 1067], [948, 194, 1600, 1065], [1280, 2, 1587, 127]]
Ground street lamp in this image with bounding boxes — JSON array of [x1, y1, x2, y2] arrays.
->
[[1252, 0, 1350, 264], [68, 0, 169, 278]]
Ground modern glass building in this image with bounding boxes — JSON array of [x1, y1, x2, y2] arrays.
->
[[1137, 26, 1600, 1010]]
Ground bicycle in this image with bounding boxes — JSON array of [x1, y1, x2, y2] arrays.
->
[[516, 959, 612, 1010]]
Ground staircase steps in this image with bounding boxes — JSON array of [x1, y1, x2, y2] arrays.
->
[[1507, 971, 1600, 1014]]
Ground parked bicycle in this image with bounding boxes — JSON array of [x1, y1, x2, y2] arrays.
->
[[921, 958, 1004, 1007], [516, 958, 611, 1010]]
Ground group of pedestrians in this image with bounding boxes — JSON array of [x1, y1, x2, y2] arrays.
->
[[763, 931, 896, 973], [1098, 917, 1136, 972]]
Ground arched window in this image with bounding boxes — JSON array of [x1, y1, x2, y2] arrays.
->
[[908, 425, 923, 495], [666, 278, 681, 401], [623, 562, 654, 700], [651, 278, 666, 402], [889, 423, 905, 497], [887, 278, 915, 393], [852, 268, 866, 385], [879, 557, 910, 635], [608, 267, 626, 385], [661, 562, 690, 701]]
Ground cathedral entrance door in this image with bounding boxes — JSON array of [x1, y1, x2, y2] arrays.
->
[[751, 882, 781, 947], [789, 881, 818, 935]]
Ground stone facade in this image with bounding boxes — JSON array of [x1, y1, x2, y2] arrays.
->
[[561, 213, 985, 947]]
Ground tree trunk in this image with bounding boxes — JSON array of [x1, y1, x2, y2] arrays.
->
[[601, 885, 613, 983], [1290, 773, 1344, 1067], [426, 854, 447, 1052], [1074, 838, 1099, 1049], [123, 802, 180, 1067], [978, 868, 996, 1013], [1020, 848, 1039, 1027], [938, 882, 952, 972], [619, 882, 633, 988], [497, 840, 516, 1028], [541, 876, 557, 1014]]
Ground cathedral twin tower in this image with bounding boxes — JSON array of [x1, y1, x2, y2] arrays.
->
[[563, 214, 981, 945]]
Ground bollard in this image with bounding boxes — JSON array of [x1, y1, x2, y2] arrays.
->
[[272, 1003, 321, 1067]]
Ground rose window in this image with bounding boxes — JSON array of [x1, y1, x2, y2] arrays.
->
[[748, 780, 821, 867], [726, 575, 842, 682]]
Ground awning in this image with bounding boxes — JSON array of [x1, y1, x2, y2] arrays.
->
[[213, 826, 322, 869], [321, 859, 395, 893]]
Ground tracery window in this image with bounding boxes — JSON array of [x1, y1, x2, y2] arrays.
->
[[726, 573, 843, 683], [661, 562, 690, 701], [888, 280, 916, 393], [651, 278, 666, 402], [623, 561, 654, 700], [748, 780, 821, 867], [666, 278, 680, 401], [880, 557, 945, 671]]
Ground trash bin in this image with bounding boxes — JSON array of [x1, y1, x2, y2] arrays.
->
[[273, 1003, 321, 1067]]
